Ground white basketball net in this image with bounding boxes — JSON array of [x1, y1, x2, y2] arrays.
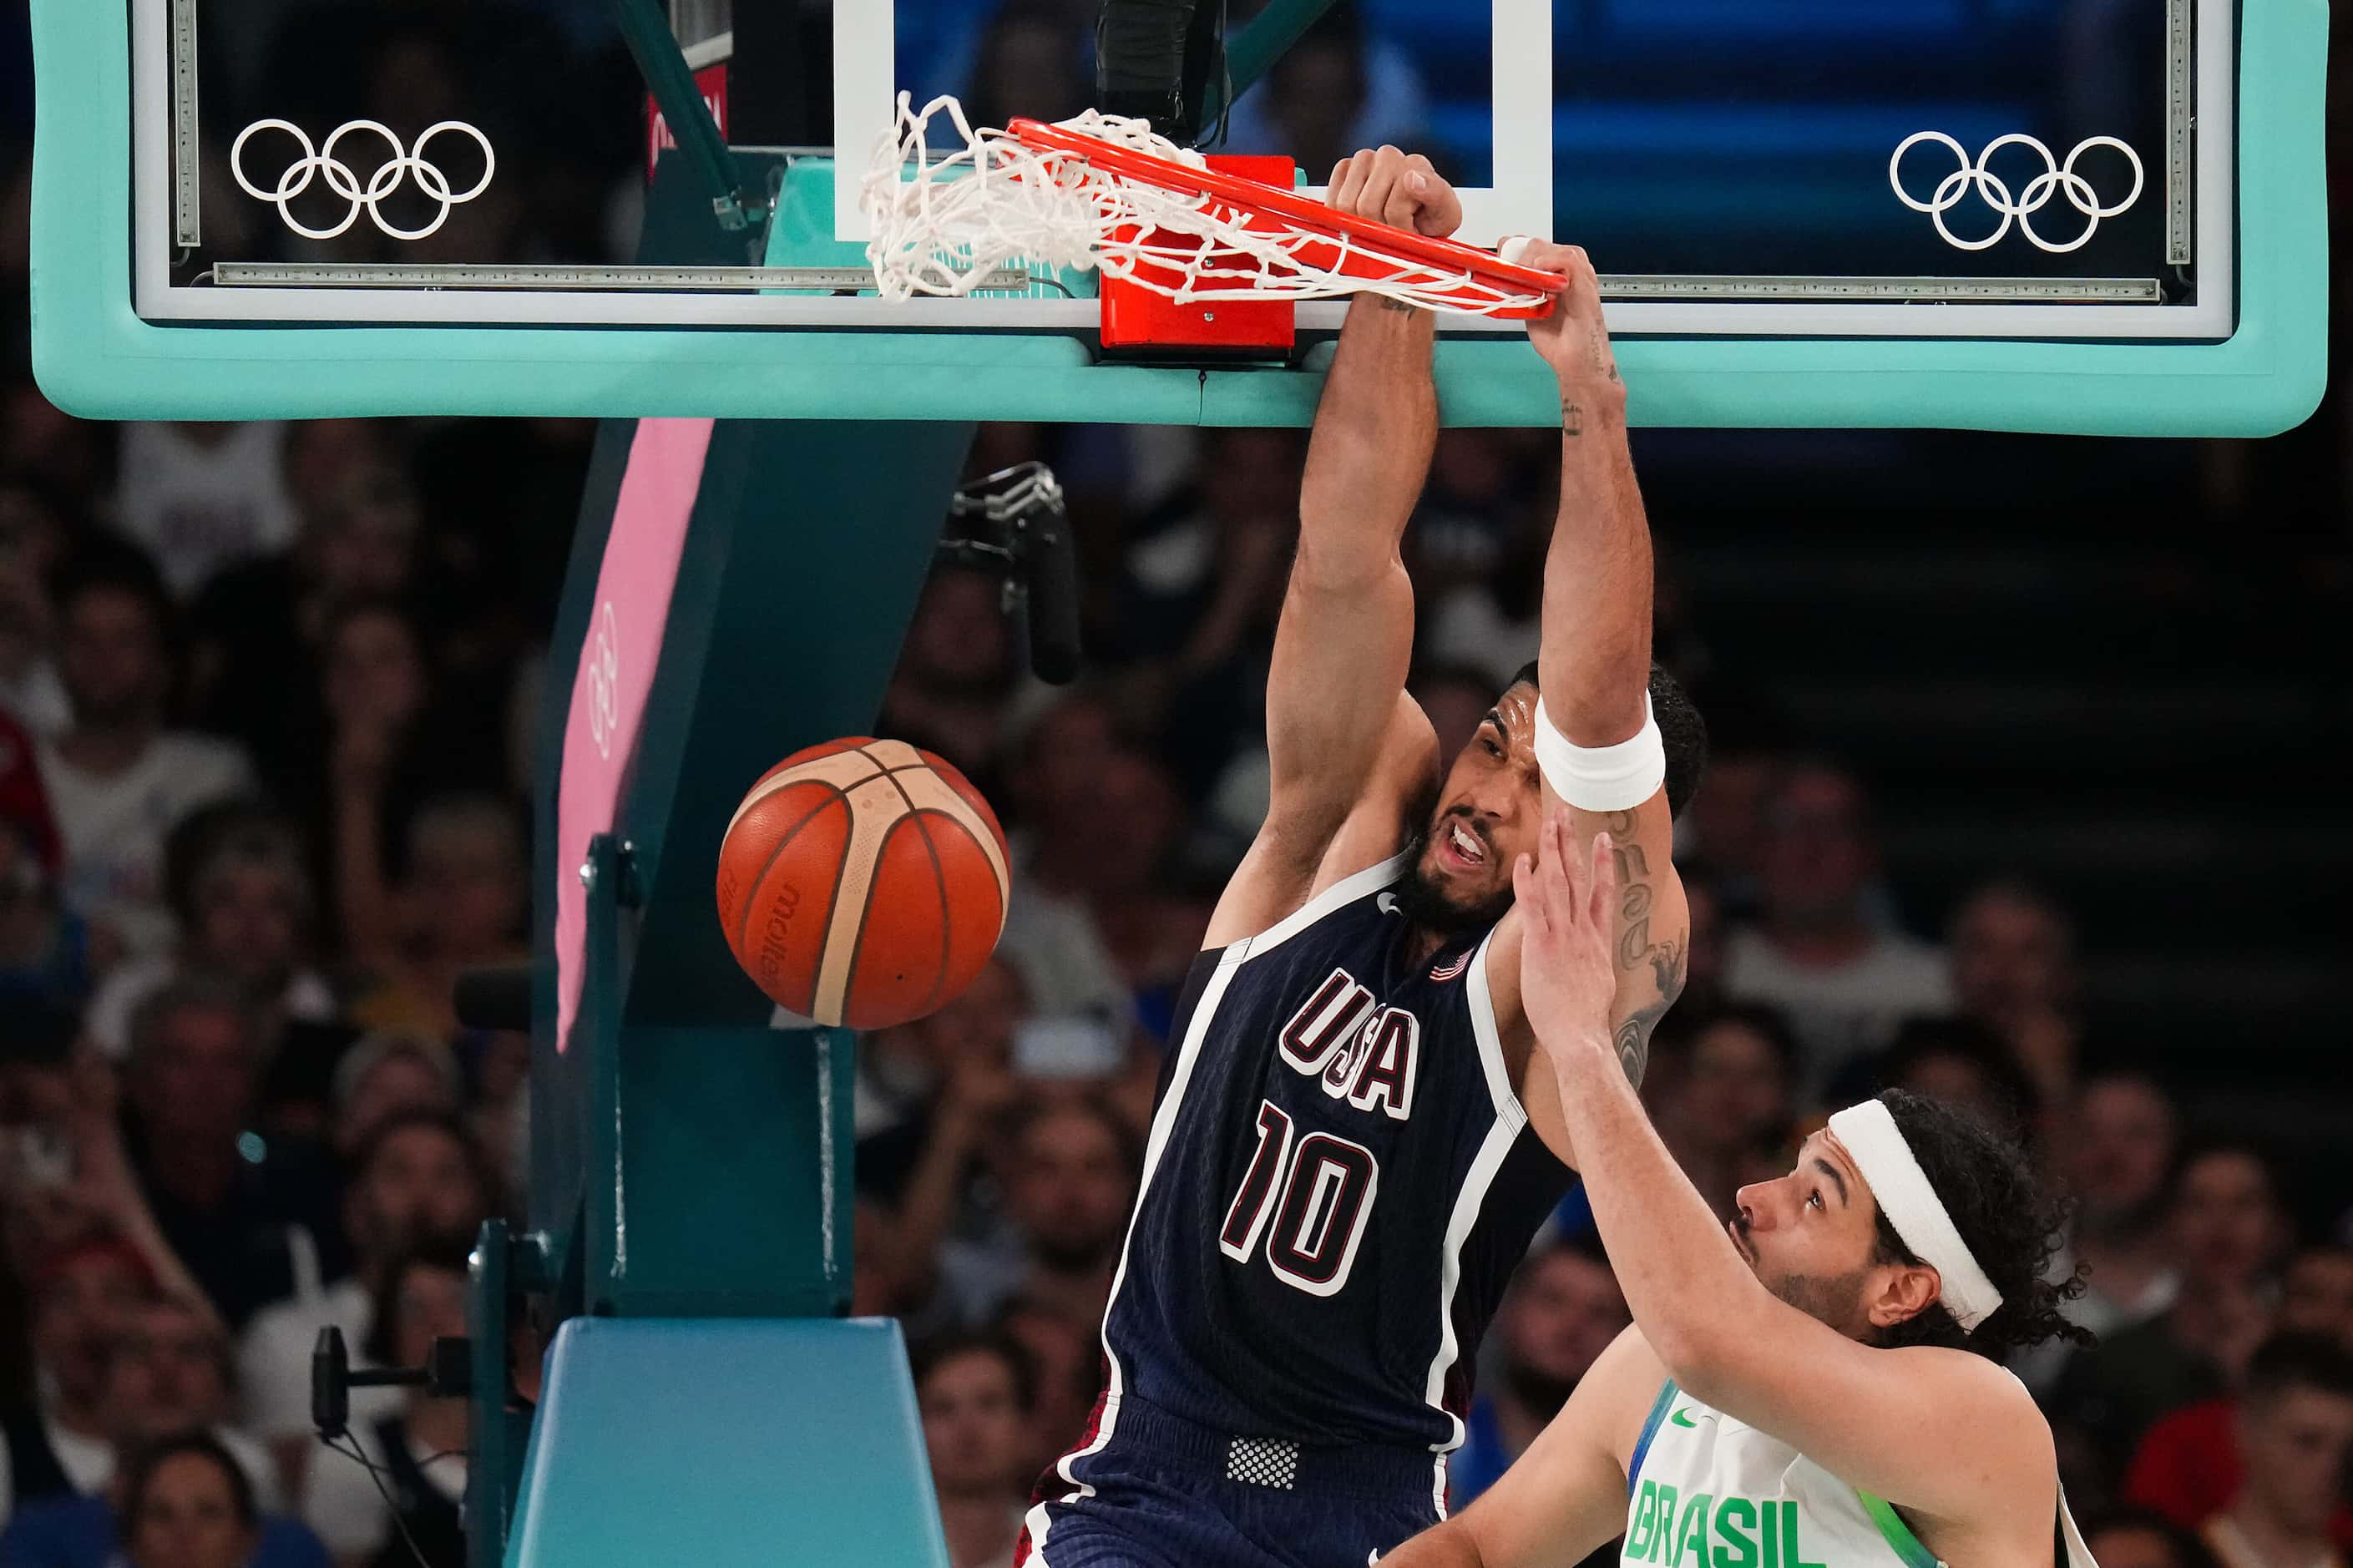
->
[[862, 94, 1549, 316]]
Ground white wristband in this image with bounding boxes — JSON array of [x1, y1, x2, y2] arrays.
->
[[1533, 694, 1666, 812]]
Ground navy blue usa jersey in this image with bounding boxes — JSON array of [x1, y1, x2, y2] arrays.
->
[[1088, 851, 1572, 1475]]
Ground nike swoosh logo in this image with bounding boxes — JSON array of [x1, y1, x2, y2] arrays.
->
[[1377, 892, 1399, 915], [1670, 1408, 1699, 1428]]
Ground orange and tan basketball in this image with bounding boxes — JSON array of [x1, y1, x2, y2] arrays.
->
[[716, 737, 1010, 1029]]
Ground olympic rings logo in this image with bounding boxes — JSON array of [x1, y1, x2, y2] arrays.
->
[[231, 119, 495, 241], [1889, 132, 2143, 254]]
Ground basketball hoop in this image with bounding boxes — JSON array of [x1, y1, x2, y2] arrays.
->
[[862, 94, 1565, 318]]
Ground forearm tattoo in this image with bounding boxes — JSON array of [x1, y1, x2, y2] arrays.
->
[[1601, 810, 1688, 1087], [1561, 398, 1584, 437]]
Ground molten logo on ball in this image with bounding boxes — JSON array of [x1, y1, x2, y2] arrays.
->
[[716, 737, 1010, 1029], [757, 882, 801, 991]]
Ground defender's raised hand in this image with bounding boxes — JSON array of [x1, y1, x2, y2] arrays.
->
[[1328, 146, 1462, 240], [1511, 807, 1622, 1065]]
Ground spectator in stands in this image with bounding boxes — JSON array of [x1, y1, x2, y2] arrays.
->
[[1111, 427, 1299, 802], [345, 792, 529, 1040], [114, 423, 300, 600], [2050, 1142, 2293, 1498], [1866, 1014, 2042, 1131], [300, 1237, 473, 1568], [2199, 1335, 2353, 1568], [240, 1110, 490, 1504], [995, 1303, 1100, 1485], [1418, 471, 1550, 695], [1947, 877, 2082, 1112], [2125, 1247, 2353, 1545], [2042, 1073, 2187, 1358], [0, 1001, 77, 1150], [963, 0, 1090, 133], [313, 600, 510, 968], [879, 564, 1020, 781], [98, 1296, 279, 1510], [2083, 1510, 2225, 1568], [121, 980, 332, 1331], [1409, 432, 1537, 607], [278, 424, 398, 531], [0, 1240, 150, 1522], [3, 1430, 329, 1568], [81, 809, 335, 1063], [0, 483, 77, 736], [1675, 871, 1727, 1018], [186, 459, 419, 781], [0, 817, 84, 1018], [1672, 692, 1793, 922], [0, 708, 58, 873], [1649, 1004, 1798, 1220], [0, 380, 111, 509], [868, 969, 1027, 1279], [37, 544, 254, 959], [1070, 752, 1197, 1009], [1446, 1242, 1629, 1515], [327, 1034, 463, 1166], [2172, 1143, 2295, 1297], [116, 1433, 324, 1568], [934, 1099, 1137, 1328], [1722, 760, 1951, 1087], [2278, 1242, 2353, 1352], [913, 1333, 1036, 1568], [1223, 2, 1432, 191], [997, 698, 1145, 1030]]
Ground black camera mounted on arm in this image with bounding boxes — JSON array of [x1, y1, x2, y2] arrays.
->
[[939, 460, 1084, 686]]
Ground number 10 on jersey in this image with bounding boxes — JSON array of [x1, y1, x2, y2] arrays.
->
[[1218, 1100, 1379, 1297]]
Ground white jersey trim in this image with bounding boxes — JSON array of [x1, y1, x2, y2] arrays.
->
[[1422, 927, 1533, 1515], [1233, 851, 1414, 960], [1466, 926, 1531, 1128], [1419, 1106, 1522, 1514], [1027, 946, 1247, 1560]]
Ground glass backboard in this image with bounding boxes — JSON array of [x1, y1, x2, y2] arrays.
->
[[25, 0, 2329, 432]]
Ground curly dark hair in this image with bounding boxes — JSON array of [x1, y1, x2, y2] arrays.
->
[[1862, 1089, 2091, 1360]]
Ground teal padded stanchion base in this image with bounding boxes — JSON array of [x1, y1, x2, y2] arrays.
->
[[506, 1318, 949, 1568]]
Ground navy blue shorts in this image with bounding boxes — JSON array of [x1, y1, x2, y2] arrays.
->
[[1020, 1392, 1445, 1568]]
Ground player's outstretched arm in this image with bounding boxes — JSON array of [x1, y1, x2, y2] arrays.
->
[[1207, 149, 1462, 944], [1382, 1326, 1657, 1568], [1510, 813, 2055, 1539]]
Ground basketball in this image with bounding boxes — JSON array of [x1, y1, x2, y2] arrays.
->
[[716, 737, 1011, 1029]]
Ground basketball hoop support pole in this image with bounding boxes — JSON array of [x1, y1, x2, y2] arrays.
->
[[470, 154, 963, 1568], [603, 0, 765, 229]]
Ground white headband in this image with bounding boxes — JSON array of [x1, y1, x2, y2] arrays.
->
[[1825, 1100, 2005, 1333]]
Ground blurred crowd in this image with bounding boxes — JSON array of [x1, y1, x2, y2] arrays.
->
[[0, 3, 2349, 1568]]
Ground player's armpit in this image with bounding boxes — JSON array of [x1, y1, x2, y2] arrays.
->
[[1387, 1327, 1657, 1568]]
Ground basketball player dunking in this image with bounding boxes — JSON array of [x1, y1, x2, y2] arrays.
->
[[1019, 154, 1708, 1567], [1384, 815, 2099, 1568]]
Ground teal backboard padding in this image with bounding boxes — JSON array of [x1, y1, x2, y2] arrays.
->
[[30, 0, 2327, 432], [506, 1318, 950, 1568]]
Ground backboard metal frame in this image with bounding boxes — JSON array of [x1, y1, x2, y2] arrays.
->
[[29, 0, 2327, 432]]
